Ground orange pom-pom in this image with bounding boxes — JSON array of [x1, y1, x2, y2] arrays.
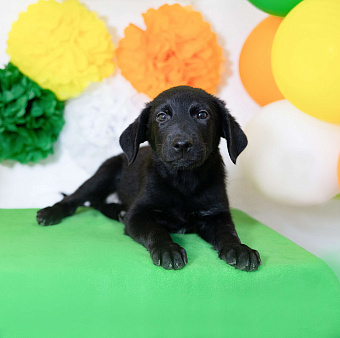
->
[[116, 4, 223, 98]]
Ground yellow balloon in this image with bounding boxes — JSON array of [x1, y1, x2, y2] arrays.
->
[[272, 0, 340, 124]]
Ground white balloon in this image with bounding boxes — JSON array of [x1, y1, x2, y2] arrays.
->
[[60, 75, 149, 174], [240, 100, 340, 206]]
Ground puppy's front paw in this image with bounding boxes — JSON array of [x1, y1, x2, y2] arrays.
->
[[36, 205, 66, 226], [150, 243, 188, 270], [218, 243, 261, 272]]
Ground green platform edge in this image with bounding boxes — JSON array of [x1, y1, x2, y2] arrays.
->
[[0, 208, 339, 338]]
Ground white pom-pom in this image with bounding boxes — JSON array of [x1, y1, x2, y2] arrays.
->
[[60, 75, 149, 174], [240, 100, 340, 206]]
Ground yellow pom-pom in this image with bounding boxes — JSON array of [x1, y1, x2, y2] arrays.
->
[[7, 0, 115, 100]]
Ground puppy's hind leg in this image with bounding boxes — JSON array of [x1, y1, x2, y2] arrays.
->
[[90, 199, 125, 222], [37, 155, 124, 226]]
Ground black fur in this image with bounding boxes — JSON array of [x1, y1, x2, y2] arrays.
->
[[37, 86, 261, 271]]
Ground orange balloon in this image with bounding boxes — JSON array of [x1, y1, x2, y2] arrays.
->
[[239, 16, 284, 106]]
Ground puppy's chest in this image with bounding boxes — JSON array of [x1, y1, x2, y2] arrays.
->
[[151, 202, 221, 234], [149, 169, 227, 233]]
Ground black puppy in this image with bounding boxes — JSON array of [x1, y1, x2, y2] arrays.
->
[[37, 86, 261, 271]]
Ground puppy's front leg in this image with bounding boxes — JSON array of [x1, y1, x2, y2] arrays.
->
[[198, 211, 261, 272], [124, 208, 188, 270]]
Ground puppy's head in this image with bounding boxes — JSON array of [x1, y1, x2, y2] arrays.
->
[[120, 86, 247, 169]]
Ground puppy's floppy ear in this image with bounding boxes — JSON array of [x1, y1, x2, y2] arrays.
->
[[119, 104, 151, 165], [216, 99, 248, 164]]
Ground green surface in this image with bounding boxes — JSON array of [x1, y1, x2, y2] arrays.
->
[[0, 208, 339, 338]]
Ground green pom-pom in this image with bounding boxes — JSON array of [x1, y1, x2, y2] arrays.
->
[[0, 63, 65, 163]]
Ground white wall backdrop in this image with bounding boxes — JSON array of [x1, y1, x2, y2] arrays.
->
[[0, 0, 339, 279]]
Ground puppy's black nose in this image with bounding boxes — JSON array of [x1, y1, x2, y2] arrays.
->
[[172, 137, 193, 152]]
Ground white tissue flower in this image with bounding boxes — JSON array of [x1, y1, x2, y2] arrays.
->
[[60, 75, 148, 174]]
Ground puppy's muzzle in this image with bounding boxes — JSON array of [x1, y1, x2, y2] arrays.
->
[[171, 136, 193, 154]]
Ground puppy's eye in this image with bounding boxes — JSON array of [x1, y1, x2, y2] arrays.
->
[[197, 110, 209, 119], [156, 112, 168, 122]]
